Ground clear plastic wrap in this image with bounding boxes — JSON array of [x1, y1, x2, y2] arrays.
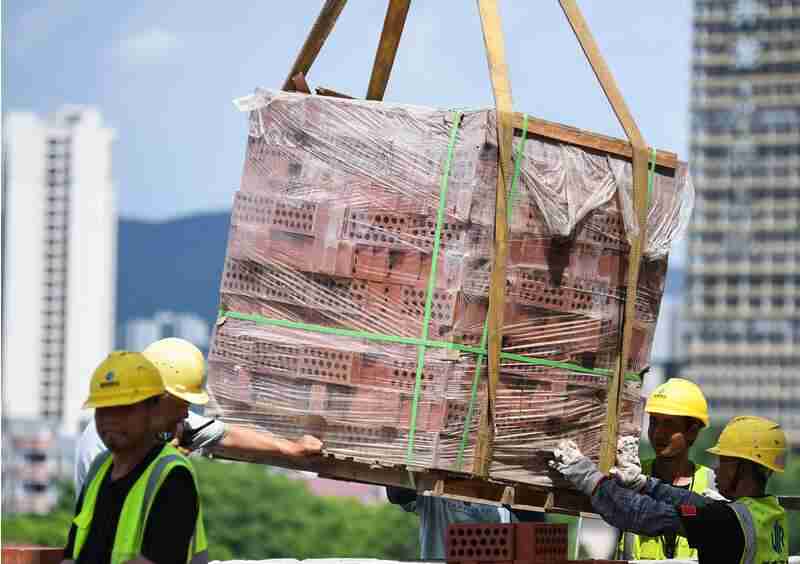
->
[[208, 90, 692, 487]]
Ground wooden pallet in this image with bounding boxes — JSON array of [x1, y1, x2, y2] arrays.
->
[[210, 446, 595, 517]]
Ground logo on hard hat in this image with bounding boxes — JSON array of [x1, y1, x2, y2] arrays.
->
[[99, 371, 120, 388]]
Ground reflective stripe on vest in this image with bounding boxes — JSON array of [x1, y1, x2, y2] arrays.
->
[[71, 443, 208, 564], [620, 459, 715, 560], [730, 496, 788, 564]]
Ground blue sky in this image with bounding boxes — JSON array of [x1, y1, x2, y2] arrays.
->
[[3, 1, 693, 221]]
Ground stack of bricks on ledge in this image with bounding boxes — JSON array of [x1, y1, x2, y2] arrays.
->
[[447, 523, 623, 564], [207, 90, 692, 486]]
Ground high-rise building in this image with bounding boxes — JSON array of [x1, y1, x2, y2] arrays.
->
[[684, 0, 800, 442], [1, 419, 74, 514], [123, 311, 211, 353], [2, 106, 116, 436]]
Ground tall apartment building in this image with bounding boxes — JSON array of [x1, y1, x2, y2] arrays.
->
[[684, 0, 800, 442], [123, 311, 211, 352], [2, 106, 116, 436]]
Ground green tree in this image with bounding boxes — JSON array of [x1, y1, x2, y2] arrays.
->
[[2, 463, 420, 559], [194, 459, 418, 560]]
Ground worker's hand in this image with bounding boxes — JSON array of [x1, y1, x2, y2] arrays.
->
[[701, 488, 729, 502], [609, 436, 647, 491], [548, 439, 604, 496], [287, 434, 323, 458], [169, 437, 192, 456]]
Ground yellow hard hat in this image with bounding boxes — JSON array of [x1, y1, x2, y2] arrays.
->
[[84, 351, 165, 409], [645, 378, 709, 427], [707, 416, 787, 473], [143, 338, 209, 405]]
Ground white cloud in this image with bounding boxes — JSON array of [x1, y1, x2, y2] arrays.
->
[[114, 28, 182, 64]]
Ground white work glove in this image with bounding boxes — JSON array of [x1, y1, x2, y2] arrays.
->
[[609, 435, 647, 491], [549, 439, 605, 496], [701, 488, 729, 502]]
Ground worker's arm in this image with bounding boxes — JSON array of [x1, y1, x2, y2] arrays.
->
[[179, 412, 322, 458], [551, 438, 687, 537], [639, 476, 710, 506], [590, 477, 688, 537], [215, 424, 323, 458]]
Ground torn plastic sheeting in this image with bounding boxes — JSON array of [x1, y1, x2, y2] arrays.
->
[[233, 89, 693, 259]]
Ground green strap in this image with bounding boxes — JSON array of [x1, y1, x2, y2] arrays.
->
[[218, 308, 644, 379], [455, 113, 529, 471], [220, 309, 480, 353], [507, 113, 529, 223], [406, 111, 463, 465]]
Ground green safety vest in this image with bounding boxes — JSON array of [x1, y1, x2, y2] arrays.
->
[[730, 496, 788, 564], [619, 458, 714, 560], [72, 443, 208, 564]]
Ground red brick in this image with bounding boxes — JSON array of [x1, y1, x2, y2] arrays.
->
[[447, 523, 515, 562]]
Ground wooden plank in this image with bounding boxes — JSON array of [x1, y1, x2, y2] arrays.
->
[[315, 86, 356, 99], [558, 0, 650, 473], [513, 113, 678, 170], [475, 0, 515, 479], [282, 0, 348, 91], [209, 445, 595, 515], [366, 0, 412, 101], [272, 86, 679, 169], [292, 73, 312, 94]]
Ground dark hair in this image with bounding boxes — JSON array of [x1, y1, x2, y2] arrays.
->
[[144, 395, 161, 407], [749, 462, 771, 490]]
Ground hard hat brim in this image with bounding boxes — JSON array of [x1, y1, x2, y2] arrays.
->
[[645, 404, 710, 427], [166, 388, 210, 406], [83, 388, 163, 409], [706, 445, 785, 473]]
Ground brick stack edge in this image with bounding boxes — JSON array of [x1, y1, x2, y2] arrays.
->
[[207, 90, 692, 487], [445, 523, 625, 564], [1, 547, 65, 564]]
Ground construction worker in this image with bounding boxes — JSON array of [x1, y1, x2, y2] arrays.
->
[[75, 338, 322, 492], [618, 377, 716, 560], [63, 351, 207, 563], [386, 486, 514, 559], [551, 416, 789, 564]]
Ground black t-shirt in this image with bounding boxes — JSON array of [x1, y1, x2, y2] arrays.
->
[[64, 443, 199, 564], [679, 499, 746, 563]]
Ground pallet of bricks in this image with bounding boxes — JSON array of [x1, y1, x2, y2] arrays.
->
[[205, 2, 693, 512]]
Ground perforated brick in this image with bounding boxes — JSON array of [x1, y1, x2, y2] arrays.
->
[[298, 347, 360, 384], [342, 209, 413, 247], [407, 216, 469, 250], [575, 209, 627, 251], [352, 245, 390, 280], [510, 268, 610, 315], [398, 397, 446, 431], [513, 523, 568, 563], [232, 191, 319, 236], [447, 524, 515, 562], [357, 357, 450, 396]]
